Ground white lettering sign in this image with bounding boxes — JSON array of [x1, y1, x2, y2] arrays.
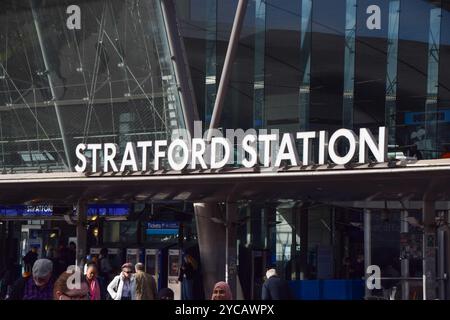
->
[[74, 125, 388, 173]]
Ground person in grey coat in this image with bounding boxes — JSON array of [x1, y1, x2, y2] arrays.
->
[[261, 268, 293, 300]]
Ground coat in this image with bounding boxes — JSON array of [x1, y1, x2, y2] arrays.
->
[[261, 276, 292, 300], [134, 271, 157, 300], [107, 274, 136, 300]]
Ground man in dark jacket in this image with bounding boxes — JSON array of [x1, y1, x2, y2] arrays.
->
[[261, 268, 293, 300]]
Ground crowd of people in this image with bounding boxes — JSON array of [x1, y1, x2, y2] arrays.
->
[[0, 245, 292, 301]]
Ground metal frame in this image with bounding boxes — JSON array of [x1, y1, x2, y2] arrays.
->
[[206, 0, 249, 142]]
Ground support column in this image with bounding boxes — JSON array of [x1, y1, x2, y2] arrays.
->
[[0, 221, 5, 269], [400, 210, 410, 300], [194, 203, 226, 299], [30, 0, 72, 169], [423, 199, 436, 300], [160, 0, 199, 136], [76, 200, 87, 267], [364, 209, 371, 298], [437, 220, 446, 300], [226, 202, 238, 299], [299, 204, 309, 280], [206, 0, 249, 141]]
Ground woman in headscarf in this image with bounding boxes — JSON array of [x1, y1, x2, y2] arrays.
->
[[211, 281, 233, 300]]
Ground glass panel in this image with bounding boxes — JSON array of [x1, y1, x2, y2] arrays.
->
[[0, 0, 186, 172], [342, 0, 357, 129], [299, 0, 312, 131], [253, 0, 266, 129], [264, 0, 302, 134], [437, 3, 450, 158], [384, 0, 400, 145], [396, 0, 431, 159], [354, 0, 389, 135], [310, 0, 346, 132], [205, 0, 217, 126]]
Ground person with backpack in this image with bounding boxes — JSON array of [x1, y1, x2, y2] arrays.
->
[[107, 263, 136, 300]]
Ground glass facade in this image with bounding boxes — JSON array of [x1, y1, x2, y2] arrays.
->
[[177, 0, 450, 160], [0, 0, 186, 172], [174, 0, 450, 284], [1, 0, 450, 295]]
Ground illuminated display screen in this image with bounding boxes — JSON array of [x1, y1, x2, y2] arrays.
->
[[146, 221, 179, 236], [87, 204, 130, 216], [0, 204, 130, 217], [0, 205, 53, 216]]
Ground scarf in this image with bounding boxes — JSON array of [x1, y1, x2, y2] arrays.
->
[[88, 278, 101, 300]]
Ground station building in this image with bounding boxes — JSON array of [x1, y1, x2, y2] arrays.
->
[[1, 0, 450, 300]]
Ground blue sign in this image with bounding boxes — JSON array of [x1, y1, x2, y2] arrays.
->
[[146, 221, 179, 236], [0, 205, 53, 217], [87, 204, 130, 216], [404, 109, 450, 125]]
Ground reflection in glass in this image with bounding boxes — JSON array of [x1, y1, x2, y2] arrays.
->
[[424, 7, 442, 158], [0, 0, 186, 172], [385, 0, 400, 145], [342, 0, 357, 129]]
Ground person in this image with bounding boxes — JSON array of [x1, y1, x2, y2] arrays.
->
[[261, 269, 292, 300], [134, 262, 157, 300], [14, 259, 55, 300], [54, 271, 89, 300], [350, 254, 365, 279], [158, 288, 174, 300], [211, 281, 233, 300], [178, 254, 198, 300], [6, 271, 31, 300], [107, 262, 136, 300], [98, 248, 112, 281], [23, 247, 38, 273], [0, 259, 18, 299], [85, 263, 102, 300], [83, 255, 94, 275], [67, 242, 77, 266]]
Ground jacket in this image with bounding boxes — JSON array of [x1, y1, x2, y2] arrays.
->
[[135, 271, 157, 300], [107, 274, 136, 300], [261, 276, 292, 300]]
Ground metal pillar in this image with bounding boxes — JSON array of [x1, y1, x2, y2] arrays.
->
[[423, 199, 436, 300], [299, 204, 309, 280], [226, 202, 238, 299], [160, 0, 199, 137], [400, 210, 410, 300], [194, 203, 226, 299], [30, 0, 72, 170], [364, 209, 371, 298], [206, 0, 249, 141], [76, 200, 87, 267], [437, 222, 446, 299]]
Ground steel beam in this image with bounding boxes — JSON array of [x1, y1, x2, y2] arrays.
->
[[206, 0, 249, 141], [160, 0, 200, 137], [30, 0, 73, 170]]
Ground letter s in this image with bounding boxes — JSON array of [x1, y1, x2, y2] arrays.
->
[[75, 144, 87, 172]]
